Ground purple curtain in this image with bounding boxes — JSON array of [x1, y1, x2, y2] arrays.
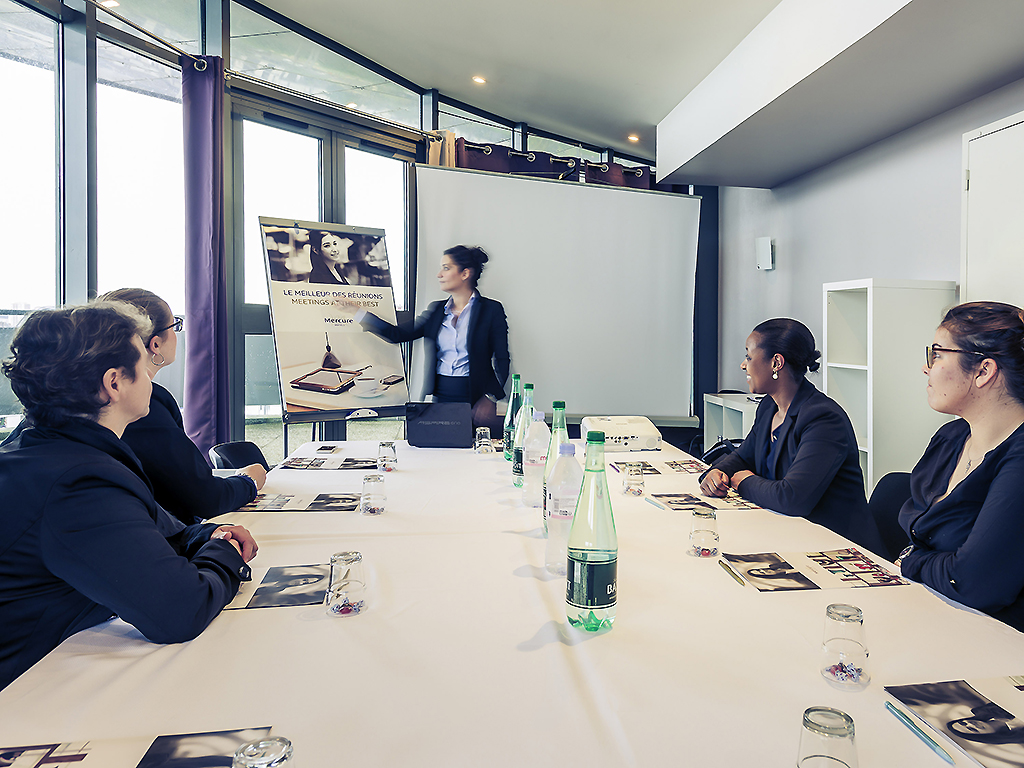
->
[[181, 55, 229, 459]]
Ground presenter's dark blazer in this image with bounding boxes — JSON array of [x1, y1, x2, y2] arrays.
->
[[361, 295, 510, 405], [708, 378, 884, 554]]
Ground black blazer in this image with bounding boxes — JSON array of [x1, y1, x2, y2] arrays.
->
[[361, 295, 510, 405], [709, 379, 884, 554]]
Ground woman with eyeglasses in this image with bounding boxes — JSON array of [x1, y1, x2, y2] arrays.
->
[[897, 301, 1024, 630], [699, 318, 884, 553], [99, 289, 266, 525]]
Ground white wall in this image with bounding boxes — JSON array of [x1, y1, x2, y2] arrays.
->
[[718, 74, 1024, 390]]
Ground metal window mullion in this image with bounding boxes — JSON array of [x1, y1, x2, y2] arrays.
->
[[226, 110, 246, 440]]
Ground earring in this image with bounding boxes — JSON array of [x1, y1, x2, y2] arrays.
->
[[772, 370, 779, 380], [151, 352, 166, 367]]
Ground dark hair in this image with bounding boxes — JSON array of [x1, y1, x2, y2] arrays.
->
[[1, 302, 151, 427], [751, 318, 821, 378], [939, 301, 1024, 405], [309, 230, 349, 272], [443, 245, 489, 289], [98, 288, 173, 346]]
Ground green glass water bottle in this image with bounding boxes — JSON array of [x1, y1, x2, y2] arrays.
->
[[503, 374, 522, 461]]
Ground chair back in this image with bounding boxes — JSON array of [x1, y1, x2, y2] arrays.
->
[[209, 440, 271, 472], [868, 471, 912, 561], [701, 438, 743, 465]]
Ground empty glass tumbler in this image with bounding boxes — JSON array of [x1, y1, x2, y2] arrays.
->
[[475, 427, 496, 453], [360, 474, 386, 516], [233, 736, 293, 768], [377, 441, 397, 472], [329, 551, 364, 588], [689, 509, 719, 557], [820, 603, 870, 690], [622, 462, 644, 496], [796, 707, 858, 768]]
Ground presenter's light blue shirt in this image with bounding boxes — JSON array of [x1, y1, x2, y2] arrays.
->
[[437, 293, 476, 377]]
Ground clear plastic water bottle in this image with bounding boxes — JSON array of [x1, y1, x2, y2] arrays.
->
[[503, 374, 522, 461], [566, 431, 617, 632], [545, 443, 583, 576], [522, 410, 550, 508], [542, 400, 570, 532], [511, 383, 534, 488]]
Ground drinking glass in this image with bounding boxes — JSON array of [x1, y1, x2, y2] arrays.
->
[[233, 736, 293, 767], [820, 603, 870, 690], [325, 580, 366, 616], [689, 509, 719, 557], [329, 551, 364, 589], [622, 462, 644, 496], [377, 441, 397, 472], [796, 707, 858, 768], [475, 426, 496, 453], [360, 474, 386, 515]]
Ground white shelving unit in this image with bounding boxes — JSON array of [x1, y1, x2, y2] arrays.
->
[[703, 393, 762, 453], [823, 278, 957, 492]]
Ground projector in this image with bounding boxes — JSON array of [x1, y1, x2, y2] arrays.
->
[[579, 416, 662, 452]]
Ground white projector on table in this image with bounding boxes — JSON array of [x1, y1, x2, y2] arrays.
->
[[579, 416, 662, 452]]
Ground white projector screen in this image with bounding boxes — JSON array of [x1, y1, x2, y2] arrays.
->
[[414, 165, 700, 423]]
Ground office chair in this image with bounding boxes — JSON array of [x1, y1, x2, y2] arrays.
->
[[209, 441, 272, 472], [867, 471, 913, 562]]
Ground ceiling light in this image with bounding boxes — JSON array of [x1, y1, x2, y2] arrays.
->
[[346, 102, 357, 109], [472, 76, 486, 84], [100, 0, 120, 6], [627, 134, 639, 142]]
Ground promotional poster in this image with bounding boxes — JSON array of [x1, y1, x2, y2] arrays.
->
[[260, 217, 410, 422]]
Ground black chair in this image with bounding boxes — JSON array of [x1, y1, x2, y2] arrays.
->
[[868, 471, 912, 562], [701, 438, 744, 465], [209, 441, 271, 472]]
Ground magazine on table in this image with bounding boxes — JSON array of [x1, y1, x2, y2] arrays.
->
[[225, 564, 331, 610], [279, 456, 377, 470], [720, 548, 908, 592], [886, 677, 1024, 768], [238, 492, 361, 513]]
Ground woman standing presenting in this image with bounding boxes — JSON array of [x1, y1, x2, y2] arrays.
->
[[898, 302, 1024, 630], [100, 289, 266, 525], [353, 245, 509, 430], [699, 318, 883, 553]]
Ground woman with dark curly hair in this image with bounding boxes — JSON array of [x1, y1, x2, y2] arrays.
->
[[700, 318, 883, 552], [898, 301, 1024, 630], [0, 303, 256, 691]]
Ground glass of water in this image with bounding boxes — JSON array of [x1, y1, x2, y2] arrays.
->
[[622, 462, 644, 496], [820, 603, 870, 690], [233, 736, 293, 767], [475, 426, 496, 453], [360, 474, 386, 516], [796, 707, 858, 768], [377, 441, 397, 472], [689, 509, 719, 557]]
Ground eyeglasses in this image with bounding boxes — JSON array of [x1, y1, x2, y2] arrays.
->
[[925, 344, 986, 369], [156, 316, 184, 334]]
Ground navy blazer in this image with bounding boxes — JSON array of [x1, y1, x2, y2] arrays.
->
[[709, 379, 883, 554], [0, 418, 250, 691], [361, 295, 510, 405]]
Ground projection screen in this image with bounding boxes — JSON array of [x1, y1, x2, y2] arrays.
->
[[414, 165, 700, 423]]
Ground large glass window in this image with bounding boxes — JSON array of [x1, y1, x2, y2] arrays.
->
[[438, 102, 512, 146], [0, 1, 57, 430], [229, 2, 421, 129], [95, 0, 200, 54], [344, 147, 407, 310], [528, 134, 603, 164]]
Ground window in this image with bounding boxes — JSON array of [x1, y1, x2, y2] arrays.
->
[[94, 0, 200, 53], [528, 135, 603, 164], [438, 103, 512, 146], [229, 2, 421, 129]]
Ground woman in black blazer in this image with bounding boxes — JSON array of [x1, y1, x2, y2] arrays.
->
[[356, 245, 510, 431], [699, 318, 883, 554]]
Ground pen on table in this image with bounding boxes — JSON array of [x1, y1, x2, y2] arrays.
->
[[884, 702, 955, 765], [719, 560, 747, 587], [644, 497, 667, 510], [609, 463, 620, 473]]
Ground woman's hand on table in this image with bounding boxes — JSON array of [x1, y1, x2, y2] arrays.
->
[[210, 524, 258, 562], [729, 469, 755, 489], [700, 469, 730, 497], [238, 463, 267, 490]]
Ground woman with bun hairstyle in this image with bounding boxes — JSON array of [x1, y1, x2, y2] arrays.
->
[[99, 289, 266, 525], [353, 245, 509, 431], [700, 318, 883, 552], [897, 302, 1024, 630]]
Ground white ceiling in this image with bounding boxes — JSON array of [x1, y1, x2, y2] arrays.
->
[[258, 0, 785, 163]]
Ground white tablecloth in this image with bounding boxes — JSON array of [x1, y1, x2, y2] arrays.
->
[[1, 440, 1021, 766]]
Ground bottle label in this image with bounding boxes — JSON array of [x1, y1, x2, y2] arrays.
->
[[549, 496, 575, 519], [566, 557, 617, 609], [504, 428, 513, 454], [513, 447, 524, 476]]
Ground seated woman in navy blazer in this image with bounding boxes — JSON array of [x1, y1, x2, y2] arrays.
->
[[699, 318, 883, 554], [898, 302, 1024, 631], [354, 245, 510, 432]]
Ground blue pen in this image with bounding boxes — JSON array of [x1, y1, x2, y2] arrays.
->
[[644, 497, 667, 510], [885, 702, 955, 765]]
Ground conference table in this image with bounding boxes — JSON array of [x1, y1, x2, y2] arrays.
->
[[2, 440, 1023, 766]]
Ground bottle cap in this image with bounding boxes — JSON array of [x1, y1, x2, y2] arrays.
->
[[533, 411, 545, 421], [587, 430, 605, 443], [552, 400, 565, 410], [511, 373, 520, 380], [524, 383, 534, 390], [558, 443, 576, 456]]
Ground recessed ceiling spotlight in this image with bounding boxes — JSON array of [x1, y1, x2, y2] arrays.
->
[[100, 0, 120, 6], [472, 76, 486, 84], [346, 102, 357, 109], [627, 134, 639, 142]]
